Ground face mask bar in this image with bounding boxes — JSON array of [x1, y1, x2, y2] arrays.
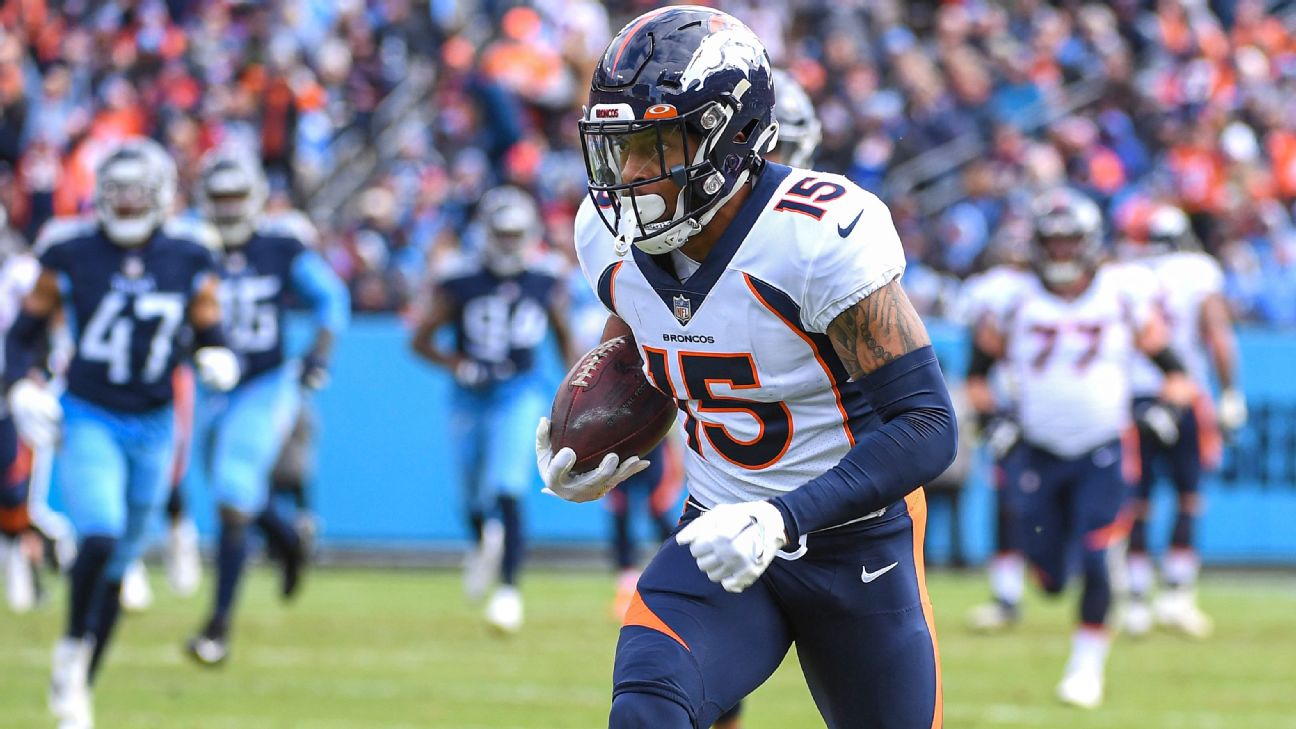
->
[[579, 100, 734, 250]]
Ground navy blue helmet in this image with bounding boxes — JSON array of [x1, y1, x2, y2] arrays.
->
[[579, 6, 778, 255]]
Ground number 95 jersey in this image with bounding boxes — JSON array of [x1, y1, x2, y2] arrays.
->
[[35, 219, 216, 412], [575, 163, 906, 507]]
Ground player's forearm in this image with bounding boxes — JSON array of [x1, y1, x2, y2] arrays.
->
[[3, 310, 50, 388], [770, 346, 957, 541], [306, 329, 336, 363], [409, 332, 457, 369], [1201, 296, 1238, 390]]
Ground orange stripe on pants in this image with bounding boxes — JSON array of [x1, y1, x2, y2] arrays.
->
[[622, 590, 690, 651], [904, 488, 943, 729]]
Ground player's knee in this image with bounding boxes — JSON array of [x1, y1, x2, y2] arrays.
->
[[608, 691, 693, 729], [219, 503, 256, 526]]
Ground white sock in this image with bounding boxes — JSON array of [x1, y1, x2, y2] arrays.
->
[[1127, 552, 1155, 598], [990, 552, 1025, 605], [1163, 549, 1199, 589], [1068, 626, 1111, 672]]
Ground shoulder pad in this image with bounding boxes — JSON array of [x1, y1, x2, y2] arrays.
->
[[163, 217, 222, 251], [528, 251, 570, 278], [257, 210, 319, 248], [32, 217, 96, 257], [432, 251, 481, 283]]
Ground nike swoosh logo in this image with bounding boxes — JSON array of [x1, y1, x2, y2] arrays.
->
[[838, 209, 865, 238], [861, 562, 899, 583]]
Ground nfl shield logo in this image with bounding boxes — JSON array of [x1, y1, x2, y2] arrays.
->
[[672, 294, 693, 325]]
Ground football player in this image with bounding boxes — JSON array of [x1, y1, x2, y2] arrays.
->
[[410, 185, 574, 634], [0, 219, 41, 613], [765, 68, 822, 170], [960, 261, 1035, 632], [185, 147, 350, 666], [5, 137, 240, 729], [541, 8, 957, 728], [967, 188, 1196, 708], [1122, 204, 1244, 638]]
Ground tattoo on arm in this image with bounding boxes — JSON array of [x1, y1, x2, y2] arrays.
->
[[826, 280, 931, 379]]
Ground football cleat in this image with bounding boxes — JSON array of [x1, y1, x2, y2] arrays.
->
[[463, 520, 504, 603], [4, 538, 39, 613], [1122, 598, 1154, 638], [1056, 662, 1104, 709], [485, 586, 524, 635], [1154, 588, 1213, 639], [186, 622, 230, 667], [119, 560, 153, 613], [966, 600, 1021, 633], [50, 636, 94, 726], [165, 518, 202, 597]]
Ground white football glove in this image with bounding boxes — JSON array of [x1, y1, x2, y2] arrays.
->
[[195, 347, 240, 392], [535, 417, 649, 503], [1218, 388, 1248, 434], [8, 378, 62, 449], [1139, 402, 1181, 447], [676, 501, 788, 594]]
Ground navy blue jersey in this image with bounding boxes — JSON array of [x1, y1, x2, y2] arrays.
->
[[37, 220, 216, 412], [218, 228, 304, 381], [438, 258, 560, 384], [217, 215, 349, 383]]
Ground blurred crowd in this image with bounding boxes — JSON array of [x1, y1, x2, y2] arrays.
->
[[1, 0, 1295, 323]]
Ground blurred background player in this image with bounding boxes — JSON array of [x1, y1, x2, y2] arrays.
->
[[961, 256, 1035, 631], [186, 147, 349, 666], [1122, 204, 1245, 639], [607, 437, 682, 620], [410, 185, 573, 634], [968, 188, 1196, 708], [5, 137, 240, 729], [767, 69, 822, 170], [0, 208, 42, 612]]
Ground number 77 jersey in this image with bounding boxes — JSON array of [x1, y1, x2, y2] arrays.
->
[[574, 163, 906, 506], [996, 263, 1158, 458], [34, 218, 218, 412]]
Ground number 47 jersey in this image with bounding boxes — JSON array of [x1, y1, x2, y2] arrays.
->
[[35, 218, 217, 412], [575, 163, 906, 507]]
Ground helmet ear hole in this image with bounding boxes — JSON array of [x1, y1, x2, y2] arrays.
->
[[732, 118, 761, 145]]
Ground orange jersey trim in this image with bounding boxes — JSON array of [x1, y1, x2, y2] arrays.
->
[[743, 273, 854, 446]]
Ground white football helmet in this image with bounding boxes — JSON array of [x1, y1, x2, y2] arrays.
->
[[1145, 204, 1198, 254], [771, 69, 822, 169], [94, 137, 177, 247], [1030, 187, 1104, 290], [197, 147, 267, 248], [478, 186, 540, 277]]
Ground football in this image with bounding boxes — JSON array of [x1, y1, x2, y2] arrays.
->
[[549, 335, 678, 473]]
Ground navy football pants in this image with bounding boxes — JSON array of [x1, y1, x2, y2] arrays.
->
[[1017, 441, 1128, 626], [610, 491, 941, 729]]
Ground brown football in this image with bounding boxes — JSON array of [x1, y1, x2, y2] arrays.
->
[[549, 336, 678, 473]]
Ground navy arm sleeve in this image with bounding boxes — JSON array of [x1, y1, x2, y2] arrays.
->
[[770, 346, 957, 542]]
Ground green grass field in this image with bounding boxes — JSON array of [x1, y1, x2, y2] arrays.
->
[[2, 568, 1294, 728]]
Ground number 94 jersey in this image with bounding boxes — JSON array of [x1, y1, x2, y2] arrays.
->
[[35, 218, 217, 412], [575, 163, 906, 507]]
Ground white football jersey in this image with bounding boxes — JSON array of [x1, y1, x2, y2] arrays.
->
[[955, 265, 1035, 408], [995, 264, 1155, 457], [575, 164, 905, 507], [1128, 251, 1224, 396]]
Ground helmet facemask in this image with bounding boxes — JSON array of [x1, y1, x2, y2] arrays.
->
[[581, 95, 775, 256], [94, 142, 177, 247], [199, 153, 267, 249]]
